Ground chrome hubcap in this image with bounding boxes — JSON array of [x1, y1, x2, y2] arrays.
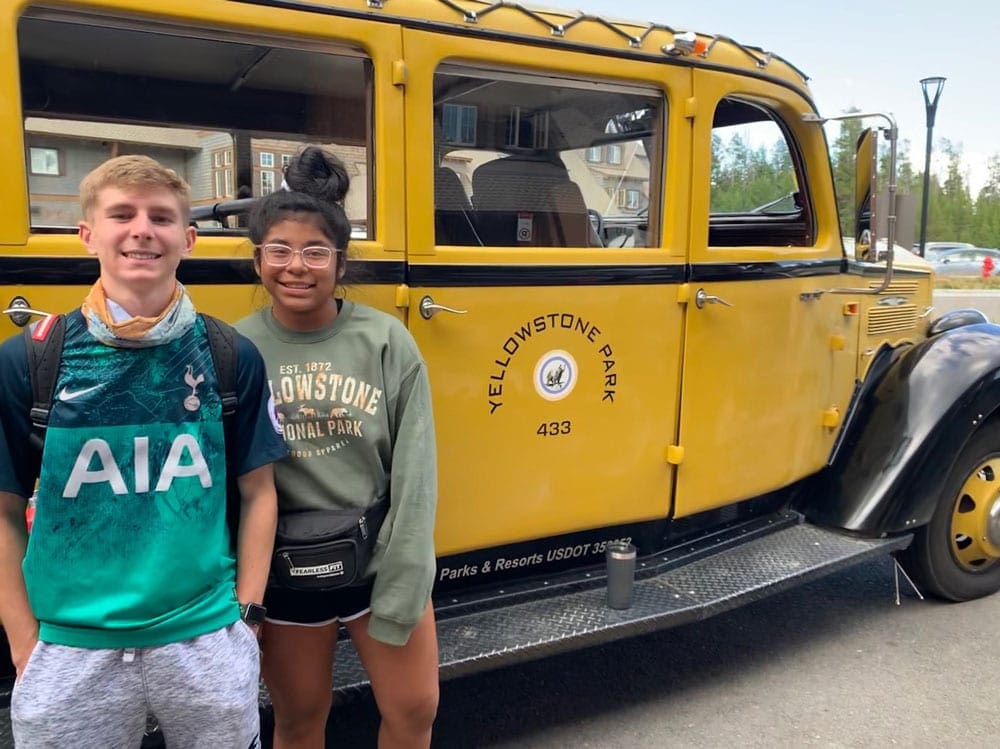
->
[[988, 495, 1000, 549]]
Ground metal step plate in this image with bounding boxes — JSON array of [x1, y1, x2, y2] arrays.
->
[[0, 521, 913, 730], [332, 523, 911, 694]]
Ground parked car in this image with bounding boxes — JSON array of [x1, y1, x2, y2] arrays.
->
[[916, 241, 977, 261], [930, 247, 1000, 276]]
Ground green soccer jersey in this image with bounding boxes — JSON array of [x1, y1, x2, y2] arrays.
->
[[4, 312, 287, 649]]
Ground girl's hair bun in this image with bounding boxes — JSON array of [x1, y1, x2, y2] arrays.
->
[[284, 146, 350, 205]]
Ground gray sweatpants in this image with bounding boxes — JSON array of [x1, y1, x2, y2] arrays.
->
[[10, 621, 261, 749]]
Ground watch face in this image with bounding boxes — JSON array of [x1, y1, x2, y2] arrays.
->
[[242, 602, 267, 625]]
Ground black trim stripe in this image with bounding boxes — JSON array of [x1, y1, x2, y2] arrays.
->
[[2, 256, 920, 288], [0, 257, 100, 285], [844, 260, 931, 278], [345, 260, 406, 284], [407, 259, 846, 287], [689, 258, 844, 282], [407, 263, 686, 287], [0, 257, 404, 286]]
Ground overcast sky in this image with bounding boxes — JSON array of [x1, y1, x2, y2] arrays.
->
[[550, 0, 997, 192]]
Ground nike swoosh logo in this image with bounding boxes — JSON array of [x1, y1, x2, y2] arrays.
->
[[57, 384, 105, 401]]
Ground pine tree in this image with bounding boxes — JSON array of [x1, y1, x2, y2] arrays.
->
[[972, 156, 1000, 249]]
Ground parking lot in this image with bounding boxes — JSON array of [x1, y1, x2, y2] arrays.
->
[[327, 556, 999, 747]]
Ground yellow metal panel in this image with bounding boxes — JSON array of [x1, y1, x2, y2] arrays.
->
[[853, 271, 933, 379], [0, 2, 29, 246], [290, 0, 812, 93], [670, 68, 857, 518], [867, 304, 919, 335], [411, 284, 681, 555], [675, 277, 859, 516]]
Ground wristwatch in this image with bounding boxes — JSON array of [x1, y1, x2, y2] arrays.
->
[[240, 601, 267, 626]]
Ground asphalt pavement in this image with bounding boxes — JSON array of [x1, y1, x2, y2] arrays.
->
[[4, 555, 997, 747], [319, 556, 1000, 748], [932, 289, 1000, 321]]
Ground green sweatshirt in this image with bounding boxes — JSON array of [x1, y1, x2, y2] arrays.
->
[[236, 300, 437, 645]]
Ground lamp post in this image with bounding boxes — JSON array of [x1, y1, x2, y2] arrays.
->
[[918, 76, 946, 257]]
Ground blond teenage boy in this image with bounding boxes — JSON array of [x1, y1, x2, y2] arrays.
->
[[0, 155, 286, 747]]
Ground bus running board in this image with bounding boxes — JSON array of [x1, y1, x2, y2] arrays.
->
[[0, 521, 914, 727], [329, 522, 911, 697]]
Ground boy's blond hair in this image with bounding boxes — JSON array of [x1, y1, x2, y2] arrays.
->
[[79, 155, 191, 220]]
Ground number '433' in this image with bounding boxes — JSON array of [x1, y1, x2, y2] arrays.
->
[[537, 420, 571, 436]]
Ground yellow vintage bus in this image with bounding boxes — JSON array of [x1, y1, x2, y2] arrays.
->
[[2, 0, 998, 706]]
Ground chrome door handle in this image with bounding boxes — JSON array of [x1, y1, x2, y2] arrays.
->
[[418, 295, 468, 320], [3, 297, 51, 327], [694, 289, 734, 309]]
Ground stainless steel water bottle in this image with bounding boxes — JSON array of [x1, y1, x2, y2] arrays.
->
[[606, 541, 636, 609]]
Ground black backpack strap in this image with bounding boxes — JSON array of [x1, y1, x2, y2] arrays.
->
[[200, 313, 241, 548], [23, 314, 67, 452], [201, 313, 239, 421]]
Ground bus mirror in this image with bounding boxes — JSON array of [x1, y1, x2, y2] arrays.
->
[[854, 127, 877, 261], [801, 110, 897, 294]]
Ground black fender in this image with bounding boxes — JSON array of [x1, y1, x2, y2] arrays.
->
[[805, 319, 1000, 535]]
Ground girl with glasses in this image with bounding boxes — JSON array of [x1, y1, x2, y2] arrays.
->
[[235, 146, 439, 749]]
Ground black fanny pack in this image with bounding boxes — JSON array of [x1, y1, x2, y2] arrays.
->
[[270, 497, 390, 591]]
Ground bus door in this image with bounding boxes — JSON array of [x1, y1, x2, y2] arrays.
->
[[400, 29, 691, 567], [673, 71, 858, 518]]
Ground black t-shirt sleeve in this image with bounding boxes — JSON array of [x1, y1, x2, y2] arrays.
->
[[0, 333, 40, 497], [232, 333, 288, 476]]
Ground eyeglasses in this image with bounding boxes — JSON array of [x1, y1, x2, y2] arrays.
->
[[258, 243, 338, 269]]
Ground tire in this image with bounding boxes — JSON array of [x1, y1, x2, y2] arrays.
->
[[899, 420, 1000, 601]]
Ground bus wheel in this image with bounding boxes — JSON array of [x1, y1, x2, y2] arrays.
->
[[901, 421, 1000, 601]]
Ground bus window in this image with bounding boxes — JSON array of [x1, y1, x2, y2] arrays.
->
[[18, 13, 373, 237], [433, 66, 663, 248], [709, 97, 812, 247]]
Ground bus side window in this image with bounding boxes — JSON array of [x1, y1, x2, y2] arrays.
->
[[708, 97, 812, 247], [432, 66, 664, 248], [18, 12, 374, 238]]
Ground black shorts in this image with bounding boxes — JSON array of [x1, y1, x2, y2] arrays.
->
[[263, 581, 375, 626]]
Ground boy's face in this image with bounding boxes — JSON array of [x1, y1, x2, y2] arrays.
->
[[78, 185, 195, 300]]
